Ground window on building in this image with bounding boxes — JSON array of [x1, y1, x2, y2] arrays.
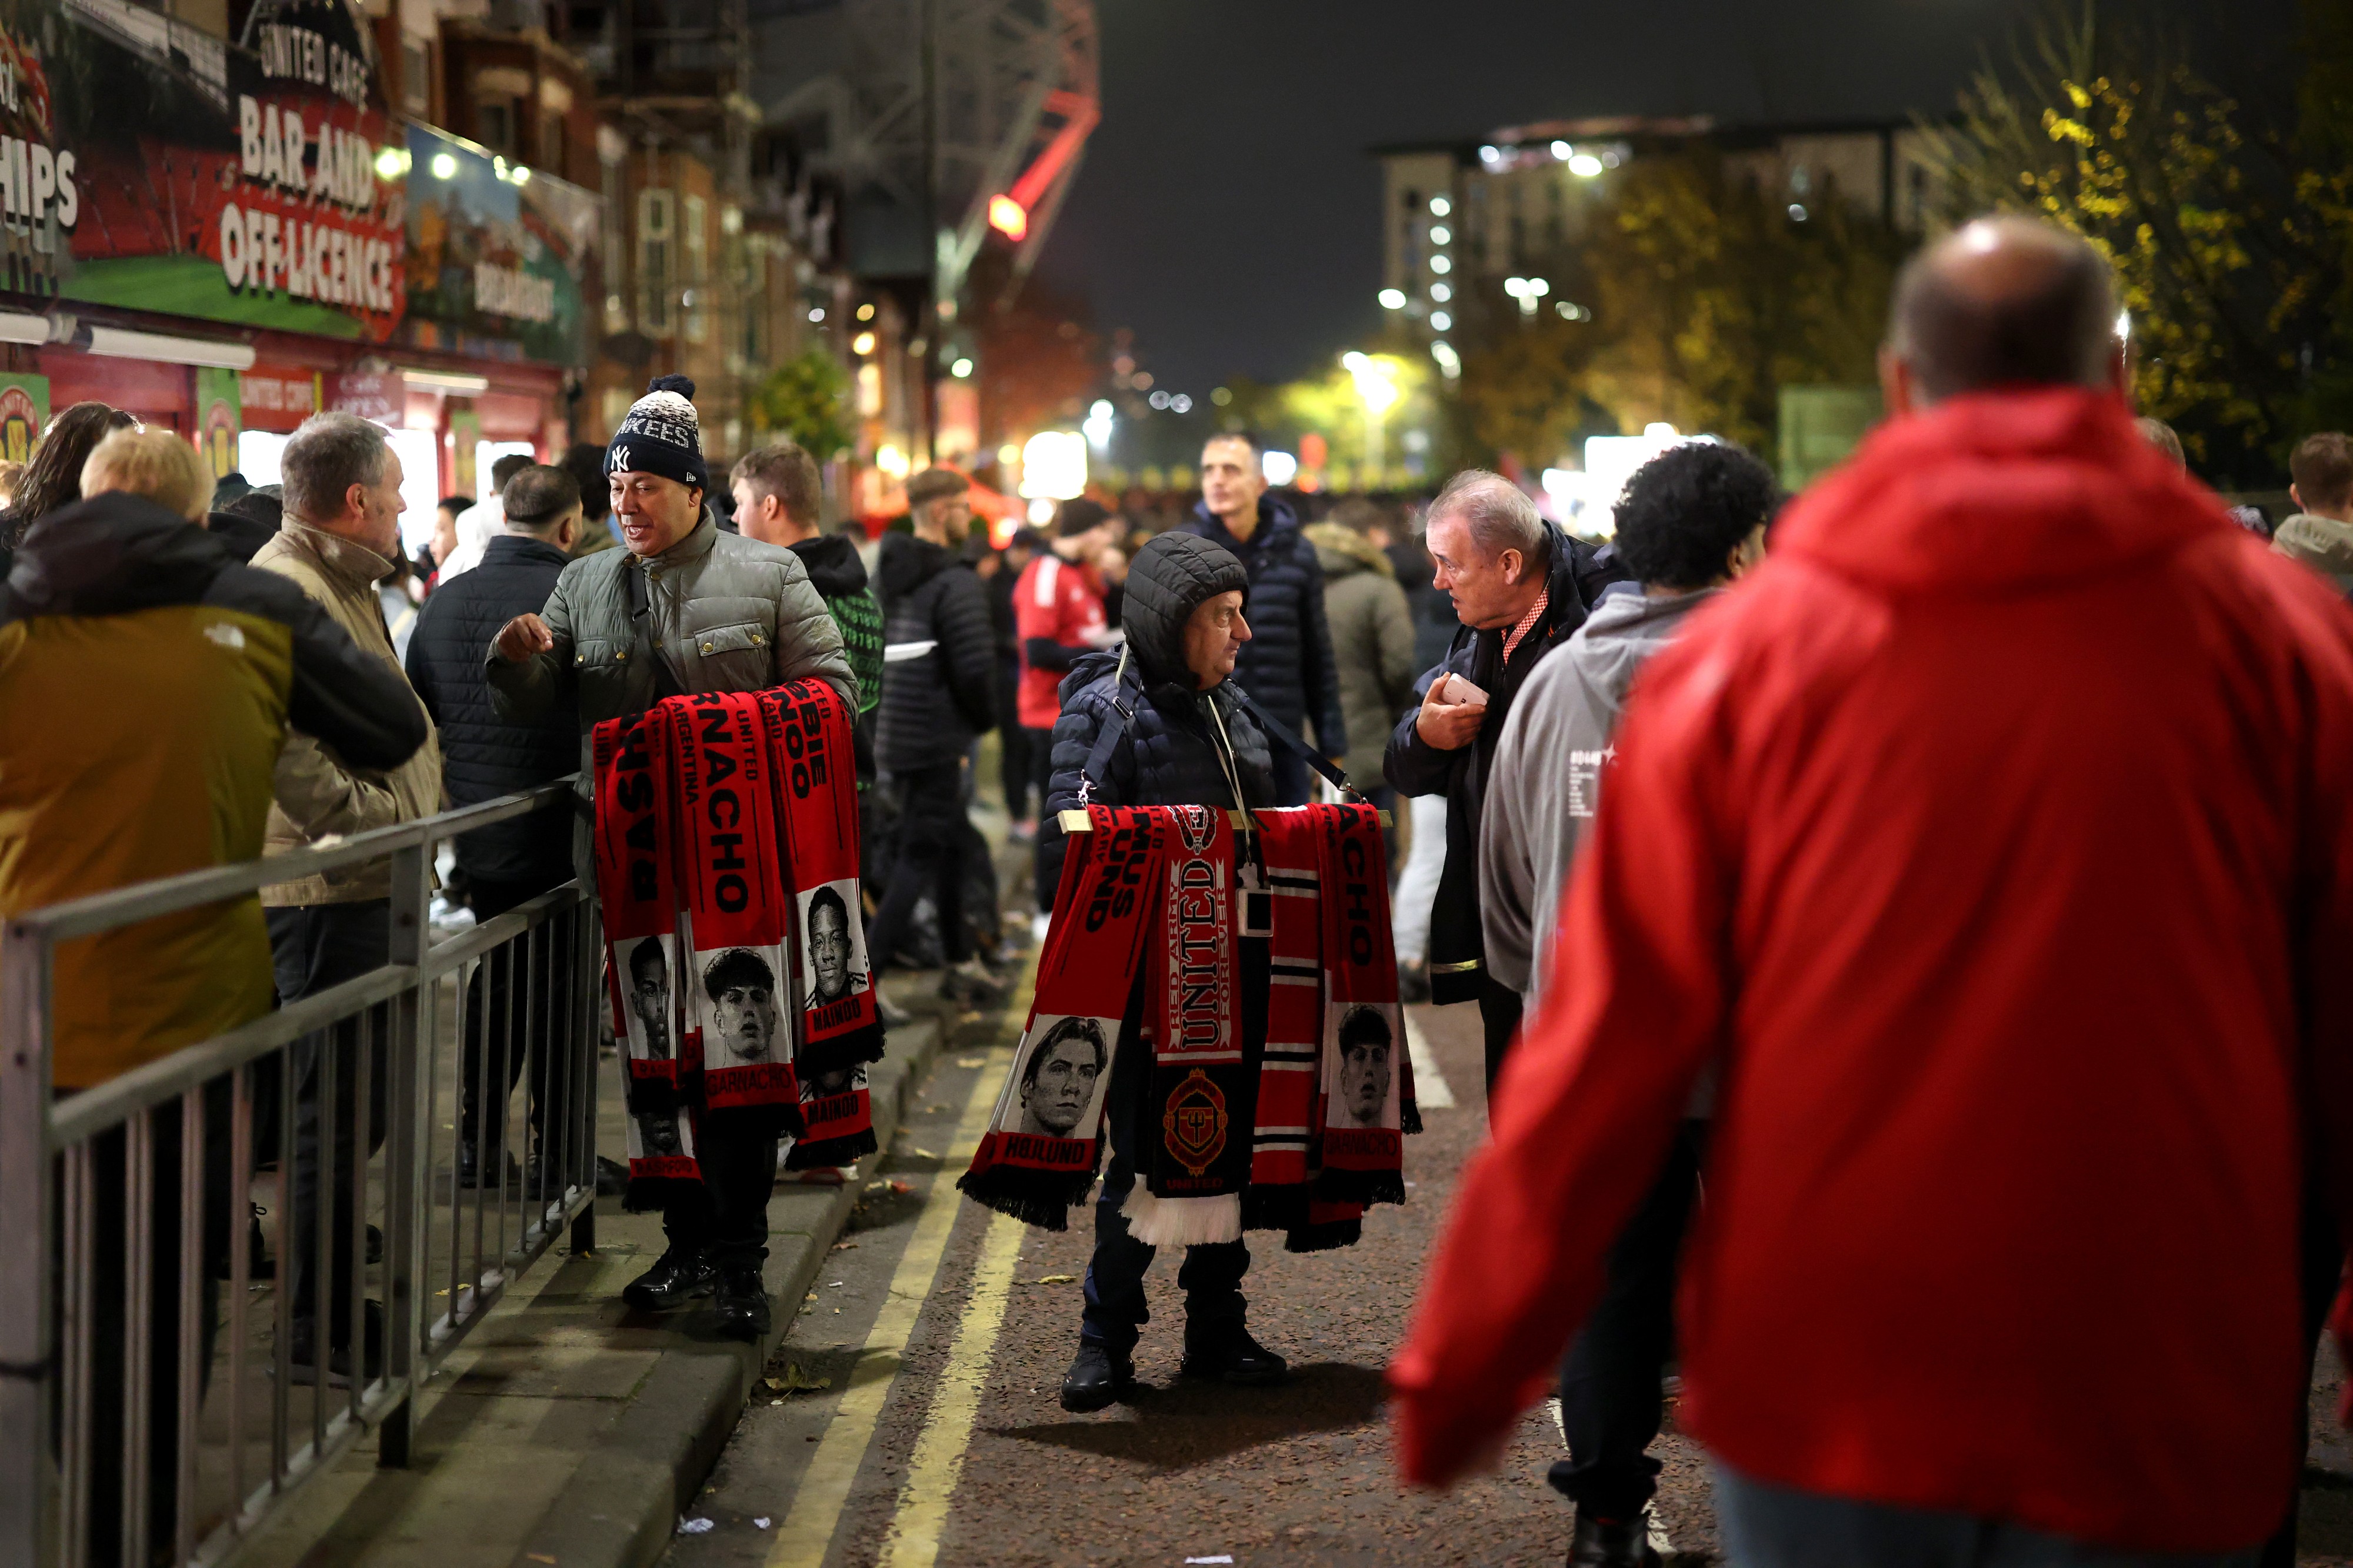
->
[[402, 37, 431, 115], [479, 99, 517, 158], [638, 188, 675, 338], [683, 193, 709, 345], [539, 111, 567, 176]]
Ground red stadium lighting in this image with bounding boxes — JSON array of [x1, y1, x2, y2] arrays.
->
[[989, 195, 1029, 241]]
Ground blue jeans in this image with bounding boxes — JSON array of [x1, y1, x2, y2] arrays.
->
[[1715, 1465, 2264, 1568]]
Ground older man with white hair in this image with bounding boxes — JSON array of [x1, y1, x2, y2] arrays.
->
[[1384, 471, 1622, 1090]]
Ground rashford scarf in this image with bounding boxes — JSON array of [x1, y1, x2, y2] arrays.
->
[[957, 805, 1165, 1228], [759, 682, 884, 1168], [594, 705, 701, 1206]]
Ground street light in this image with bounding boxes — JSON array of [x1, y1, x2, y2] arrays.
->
[[1567, 152, 1605, 178], [1504, 276, 1551, 317], [1342, 352, 1401, 479], [1378, 288, 1406, 310]]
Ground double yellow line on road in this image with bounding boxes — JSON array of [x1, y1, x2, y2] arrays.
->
[[766, 968, 1034, 1568]]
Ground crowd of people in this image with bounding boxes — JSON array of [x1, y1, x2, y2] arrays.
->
[[11, 209, 2353, 1565]]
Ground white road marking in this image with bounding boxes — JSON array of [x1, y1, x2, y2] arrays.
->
[[1404, 1008, 1456, 1109]]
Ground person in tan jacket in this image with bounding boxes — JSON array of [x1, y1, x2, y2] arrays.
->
[[251, 410, 441, 1384]]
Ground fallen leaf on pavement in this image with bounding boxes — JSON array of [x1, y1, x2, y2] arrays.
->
[[761, 1363, 833, 1394], [1033, 1275, 1078, 1285], [955, 1056, 986, 1068]]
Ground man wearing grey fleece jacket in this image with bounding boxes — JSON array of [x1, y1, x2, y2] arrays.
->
[[1477, 439, 1774, 1567]]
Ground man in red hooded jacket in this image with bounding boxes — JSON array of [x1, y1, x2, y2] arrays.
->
[[1389, 216, 2353, 1565]]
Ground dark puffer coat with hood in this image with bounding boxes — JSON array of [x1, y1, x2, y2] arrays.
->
[[875, 530, 996, 774], [1036, 532, 1276, 909]]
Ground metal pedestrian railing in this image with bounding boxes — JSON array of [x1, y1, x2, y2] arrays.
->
[[0, 782, 605, 1567]]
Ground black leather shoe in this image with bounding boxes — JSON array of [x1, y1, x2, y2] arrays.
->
[[285, 1300, 385, 1389], [712, 1262, 771, 1342], [1568, 1510, 1661, 1567], [458, 1141, 524, 1190], [1059, 1342, 1133, 1412], [621, 1247, 718, 1311], [1179, 1320, 1287, 1386]]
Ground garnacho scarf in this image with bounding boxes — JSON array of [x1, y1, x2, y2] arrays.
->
[[957, 805, 1165, 1227], [594, 705, 701, 1207], [668, 692, 805, 1128], [960, 803, 1416, 1250], [759, 682, 884, 1167]]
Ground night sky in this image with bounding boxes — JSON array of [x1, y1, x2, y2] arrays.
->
[[1034, 0, 2298, 396]]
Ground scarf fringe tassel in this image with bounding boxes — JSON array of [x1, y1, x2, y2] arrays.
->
[[955, 1165, 1101, 1232], [1122, 1187, 1244, 1247]]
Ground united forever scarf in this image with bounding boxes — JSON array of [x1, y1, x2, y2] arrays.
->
[[759, 682, 884, 1167], [956, 805, 1165, 1227], [1313, 802, 1415, 1207]]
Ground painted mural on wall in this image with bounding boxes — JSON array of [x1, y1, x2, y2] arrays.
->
[[399, 119, 594, 365], [0, 0, 404, 339]]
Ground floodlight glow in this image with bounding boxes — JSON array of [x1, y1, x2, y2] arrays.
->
[[1379, 288, 1406, 309], [1568, 153, 1605, 178], [1019, 430, 1088, 500], [1428, 196, 1451, 217], [1262, 450, 1299, 486], [951, 357, 974, 378], [431, 152, 458, 179], [1551, 140, 1572, 159], [1430, 311, 1451, 331], [1429, 225, 1451, 245]]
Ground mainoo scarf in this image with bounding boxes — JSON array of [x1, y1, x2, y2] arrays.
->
[[759, 682, 884, 1167]]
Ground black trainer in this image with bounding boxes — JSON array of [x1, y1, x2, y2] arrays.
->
[[712, 1262, 771, 1342], [1179, 1320, 1287, 1386], [1568, 1510, 1661, 1568], [457, 1141, 523, 1190], [1059, 1342, 1134, 1412], [621, 1247, 718, 1311]]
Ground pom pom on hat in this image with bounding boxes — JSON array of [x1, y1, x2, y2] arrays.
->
[[607, 374, 708, 489]]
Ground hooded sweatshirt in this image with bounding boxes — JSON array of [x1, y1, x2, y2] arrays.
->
[[1392, 388, 2353, 1553], [2271, 510, 2353, 594], [789, 530, 885, 717], [1034, 532, 1275, 907], [1477, 582, 1721, 1002]]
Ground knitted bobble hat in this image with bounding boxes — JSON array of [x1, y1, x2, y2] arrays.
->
[[605, 374, 707, 490]]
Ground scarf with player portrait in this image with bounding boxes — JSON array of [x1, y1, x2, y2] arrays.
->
[[668, 692, 806, 1133], [1311, 803, 1416, 1207], [957, 804, 1166, 1229], [758, 682, 885, 1168], [594, 705, 702, 1208]]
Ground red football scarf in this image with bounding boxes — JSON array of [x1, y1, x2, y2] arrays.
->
[[759, 682, 884, 1167], [1314, 803, 1415, 1206], [958, 805, 1164, 1228], [1123, 804, 1257, 1247], [592, 707, 701, 1203], [666, 692, 806, 1133]]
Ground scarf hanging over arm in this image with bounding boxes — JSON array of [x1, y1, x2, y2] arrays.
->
[[1315, 802, 1417, 1207], [666, 692, 806, 1139], [593, 707, 702, 1208], [760, 681, 885, 1167], [958, 805, 1165, 1229]]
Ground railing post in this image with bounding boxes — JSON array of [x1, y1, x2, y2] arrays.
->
[[378, 840, 433, 1470], [568, 894, 598, 1256], [0, 920, 55, 1564]]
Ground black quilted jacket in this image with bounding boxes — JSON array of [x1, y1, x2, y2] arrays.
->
[[875, 531, 996, 774], [1035, 532, 1275, 909], [1176, 497, 1346, 755], [405, 535, 577, 885]]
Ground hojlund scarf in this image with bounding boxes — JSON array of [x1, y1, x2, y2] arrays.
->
[[758, 682, 884, 1167], [668, 692, 805, 1127], [960, 803, 1415, 1249], [595, 705, 702, 1199], [957, 805, 1167, 1228]]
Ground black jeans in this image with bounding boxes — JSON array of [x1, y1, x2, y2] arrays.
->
[[869, 762, 972, 972], [661, 1118, 779, 1270], [1549, 1119, 1707, 1520], [80, 1086, 233, 1567], [2259, 1171, 2344, 1567], [1079, 1019, 1249, 1353], [1478, 972, 1524, 1092], [1025, 724, 1057, 818], [457, 874, 568, 1157], [266, 900, 392, 1345]]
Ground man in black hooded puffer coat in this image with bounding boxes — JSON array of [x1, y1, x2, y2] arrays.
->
[[1037, 531, 1288, 1413]]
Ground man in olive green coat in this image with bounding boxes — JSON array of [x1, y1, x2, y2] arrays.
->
[[1308, 508, 1417, 804]]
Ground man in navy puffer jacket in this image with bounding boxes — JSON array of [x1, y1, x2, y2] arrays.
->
[[1176, 432, 1344, 804], [1036, 532, 1289, 1412]]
